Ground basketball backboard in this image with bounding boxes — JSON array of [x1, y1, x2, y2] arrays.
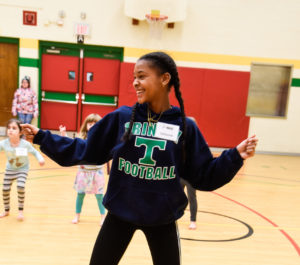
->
[[124, 0, 187, 22]]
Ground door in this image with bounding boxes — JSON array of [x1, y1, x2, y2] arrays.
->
[[40, 42, 123, 132], [40, 53, 80, 131], [0, 41, 18, 126], [81, 56, 120, 123]]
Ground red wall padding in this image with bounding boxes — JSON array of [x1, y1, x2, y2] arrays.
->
[[169, 67, 206, 119], [197, 69, 250, 147], [118, 62, 136, 107], [118, 62, 250, 148], [41, 102, 78, 131]]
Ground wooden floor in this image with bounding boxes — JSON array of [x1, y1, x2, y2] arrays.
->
[[0, 148, 299, 265]]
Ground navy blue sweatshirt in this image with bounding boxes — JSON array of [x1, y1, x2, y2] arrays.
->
[[34, 103, 243, 226]]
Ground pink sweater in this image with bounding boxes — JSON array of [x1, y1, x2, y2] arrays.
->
[[12, 87, 39, 117]]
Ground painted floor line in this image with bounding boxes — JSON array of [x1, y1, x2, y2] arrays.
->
[[0, 166, 77, 175], [0, 174, 73, 185], [213, 191, 300, 256], [237, 173, 300, 183], [235, 178, 297, 187]]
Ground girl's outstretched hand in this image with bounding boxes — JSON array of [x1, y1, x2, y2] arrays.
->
[[236, 135, 258, 160], [59, 125, 67, 136], [21, 124, 40, 143]]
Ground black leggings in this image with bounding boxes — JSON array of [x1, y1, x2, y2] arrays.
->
[[89, 212, 181, 265]]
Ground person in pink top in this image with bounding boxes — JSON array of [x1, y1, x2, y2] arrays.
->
[[12, 76, 38, 124]]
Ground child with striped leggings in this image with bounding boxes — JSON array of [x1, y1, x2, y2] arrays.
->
[[0, 119, 44, 221]]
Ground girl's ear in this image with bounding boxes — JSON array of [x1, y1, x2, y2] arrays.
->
[[161, 72, 171, 87]]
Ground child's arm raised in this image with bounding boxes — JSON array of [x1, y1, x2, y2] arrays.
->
[[59, 125, 67, 137], [25, 140, 45, 166]]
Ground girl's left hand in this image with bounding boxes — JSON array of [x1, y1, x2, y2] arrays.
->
[[39, 160, 45, 166], [236, 135, 258, 160]]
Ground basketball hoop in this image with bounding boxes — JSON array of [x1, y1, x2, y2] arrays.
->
[[146, 13, 168, 40]]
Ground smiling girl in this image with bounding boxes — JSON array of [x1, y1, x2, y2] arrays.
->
[[22, 52, 258, 264], [0, 119, 44, 221]]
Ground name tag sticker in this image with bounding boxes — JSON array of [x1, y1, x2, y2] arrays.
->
[[15, 148, 28, 156], [154, 122, 179, 141]]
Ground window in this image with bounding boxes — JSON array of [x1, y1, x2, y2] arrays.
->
[[86, 72, 93, 82], [68, 71, 76, 80], [246, 63, 293, 117]]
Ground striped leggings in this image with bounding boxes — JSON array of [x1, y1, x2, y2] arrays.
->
[[2, 170, 28, 211]]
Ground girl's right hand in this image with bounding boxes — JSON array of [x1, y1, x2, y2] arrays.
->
[[21, 124, 39, 143]]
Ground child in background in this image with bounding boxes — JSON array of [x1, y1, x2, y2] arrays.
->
[[59, 113, 106, 225], [12, 76, 39, 124], [180, 116, 198, 230], [22, 51, 258, 265], [180, 178, 198, 229], [0, 119, 44, 221]]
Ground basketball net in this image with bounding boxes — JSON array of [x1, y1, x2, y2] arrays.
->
[[146, 13, 168, 40]]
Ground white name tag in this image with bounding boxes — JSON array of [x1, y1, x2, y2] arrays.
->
[[154, 122, 180, 141], [15, 148, 28, 156]]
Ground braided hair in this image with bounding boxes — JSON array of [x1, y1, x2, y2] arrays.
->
[[122, 51, 187, 161]]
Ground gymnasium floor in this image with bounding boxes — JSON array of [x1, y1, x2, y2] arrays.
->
[[0, 145, 299, 265]]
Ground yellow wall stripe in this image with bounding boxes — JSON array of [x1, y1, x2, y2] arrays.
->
[[124, 47, 300, 69], [20, 38, 39, 49]]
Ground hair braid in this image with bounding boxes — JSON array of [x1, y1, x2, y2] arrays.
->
[[122, 102, 138, 142], [172, 67, 187, 162]]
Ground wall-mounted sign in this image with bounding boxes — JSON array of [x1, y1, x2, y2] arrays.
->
[[23, 10, 37, 26]]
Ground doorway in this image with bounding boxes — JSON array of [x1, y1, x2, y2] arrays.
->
[[39, 42, 123, 132], [0, 38, 19, 132]]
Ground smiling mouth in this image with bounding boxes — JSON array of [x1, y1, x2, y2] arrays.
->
[[136, 90, 144, 96]]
